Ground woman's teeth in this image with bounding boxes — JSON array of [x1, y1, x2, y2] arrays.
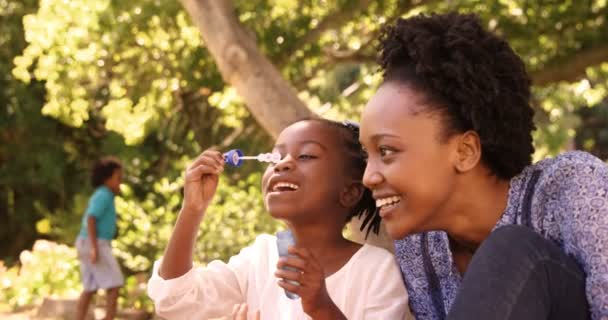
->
[[376, 196, 401, 208]]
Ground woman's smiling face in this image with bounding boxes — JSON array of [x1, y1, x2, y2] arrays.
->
[[360, 82, 462, 239]]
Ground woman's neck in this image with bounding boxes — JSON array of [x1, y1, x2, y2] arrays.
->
[[443, 174, 511, 249]]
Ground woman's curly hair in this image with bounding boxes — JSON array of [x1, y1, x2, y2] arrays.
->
[[378, 13, 535, 179]]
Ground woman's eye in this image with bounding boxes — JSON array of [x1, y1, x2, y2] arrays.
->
[[379, 146, 395, 157]]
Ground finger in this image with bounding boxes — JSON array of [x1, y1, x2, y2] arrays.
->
[[186, 164, 222, 181], [189, 155, 224, 173], [189, 151, 212, 169], [254, 310, 260, 320], [288, 246, 312, 259], [277, 279, 301, 294], [189, 151, 224, 170], [205, 150, 224, 167], [277, 256, 308, 271], [289, 247, 323, 270], [275, 268, 303, 282]]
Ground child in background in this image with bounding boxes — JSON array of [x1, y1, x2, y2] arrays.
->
[[148, 119, 412, 319], [75, 156, 124, 320]]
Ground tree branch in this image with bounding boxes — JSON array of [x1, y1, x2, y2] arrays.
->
[[325, 48, 376, 64], [531, 43, 608, 86], [180, 0, 313, 138], [324, 41, 608, 88], [293, 0, 435, 89], [274, 0, 375, 67]]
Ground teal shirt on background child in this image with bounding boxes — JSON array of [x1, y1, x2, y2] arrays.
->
[[78, 186, 117, 240]]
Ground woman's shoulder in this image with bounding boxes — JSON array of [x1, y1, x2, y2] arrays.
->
[[533, 151, 606, 175], [514, 151, 607, 193], [522, 151, 607, 227]]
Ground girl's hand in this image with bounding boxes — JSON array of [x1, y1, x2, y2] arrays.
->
[[181, 150, 224, 217], [275, 247, 345, 319], [231, 304, 260, 320], [89, 247, 98, 264]]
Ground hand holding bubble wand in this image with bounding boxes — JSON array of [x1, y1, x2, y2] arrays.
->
[[223, 149, 281, 167]]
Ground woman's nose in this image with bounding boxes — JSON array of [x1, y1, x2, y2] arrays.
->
[[362, 162, 383, 189]]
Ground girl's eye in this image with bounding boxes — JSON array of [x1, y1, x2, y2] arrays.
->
[[379, 146, 396, 158], [298, 154, 317, 160]]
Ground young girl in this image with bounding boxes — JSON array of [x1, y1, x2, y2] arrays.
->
[[359, 13, 607, 320], [75, 156, 124, 320], [147, 119, 412, 319]]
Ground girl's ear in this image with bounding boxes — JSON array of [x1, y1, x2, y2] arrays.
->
[[340, 182, 364, 208], [453, 130, 482, 173]]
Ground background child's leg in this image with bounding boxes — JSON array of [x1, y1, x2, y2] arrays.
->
[[104, 287, 119, 320], [76, 290, 95, 320]]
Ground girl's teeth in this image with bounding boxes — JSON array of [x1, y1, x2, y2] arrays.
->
[[273, 182, 299, 191]]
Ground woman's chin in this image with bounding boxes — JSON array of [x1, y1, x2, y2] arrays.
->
[[386, 225, 408, 240], [385, 218, 419, 240]]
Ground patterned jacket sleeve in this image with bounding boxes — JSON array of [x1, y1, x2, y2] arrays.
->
[[539, 152, 608, 320]]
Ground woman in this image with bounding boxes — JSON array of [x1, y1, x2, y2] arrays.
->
[[359, 13, 607, 320]]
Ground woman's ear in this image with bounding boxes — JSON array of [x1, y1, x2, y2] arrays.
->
[[454, 130, 482, 173], [340, 182, 364, 208]]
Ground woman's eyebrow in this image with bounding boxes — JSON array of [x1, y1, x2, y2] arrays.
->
[[369, 133, 400, 143]]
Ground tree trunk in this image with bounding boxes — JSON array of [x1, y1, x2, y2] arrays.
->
[[180, 0, 393, 250], [531, 44, 608, 86], [179, 0, 314, 138]]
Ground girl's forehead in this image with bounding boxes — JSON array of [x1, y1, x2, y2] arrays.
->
[[276, 121, 340, 147]]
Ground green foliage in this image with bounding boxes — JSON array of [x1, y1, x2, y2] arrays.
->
[[11, 0, 233, 145], [0, 0, 94, 261], [575, 100, 608, 159], [197, 172, 281, 262], [2, 0, 608, 311], [118, 272, 153, 312], [0, 240, 80, 309], [532, 63, 608, 159], [0, 240, 154, 312], [113, 170, 280, 272]]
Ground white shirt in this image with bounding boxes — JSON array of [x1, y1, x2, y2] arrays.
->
[[148, 234, 412, 320]]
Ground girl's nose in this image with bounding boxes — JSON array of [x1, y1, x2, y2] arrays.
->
[[273, 154, 295, 172]]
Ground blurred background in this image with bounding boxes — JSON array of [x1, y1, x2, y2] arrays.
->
[[1, 0, 607, 318]]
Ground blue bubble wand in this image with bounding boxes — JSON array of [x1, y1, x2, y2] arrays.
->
[[223, 149, 281, 167]]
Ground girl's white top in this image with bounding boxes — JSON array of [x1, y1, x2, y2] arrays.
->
[[147, 234, 413, 320]]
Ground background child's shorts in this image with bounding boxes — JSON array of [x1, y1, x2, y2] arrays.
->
[[76, 237, 124, 291]]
